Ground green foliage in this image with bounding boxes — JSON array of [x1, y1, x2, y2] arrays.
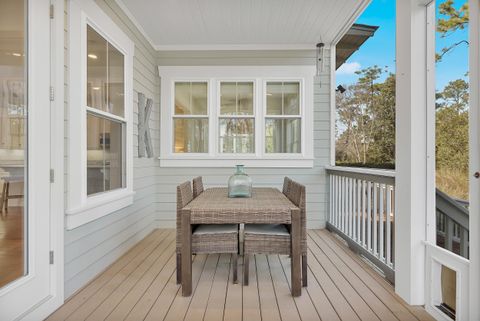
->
[[335, 66, 395, 168], [436, 0, 469, 62], [435, 79, 469, 173]]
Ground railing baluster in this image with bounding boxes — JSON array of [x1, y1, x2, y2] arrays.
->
[[342, 176, 346, 234], [386, 185, 392, 266], [351, 178, 354, 239], [362, 180, 366, 248], [460, 228, 468, 259], [373, 183, 378, 257], [336, 176, 339, 228], [445, 216, 453, 251], [357, 179, 361, 243], [367, 181, 372, 251], [348, 177, 352, 238], [379, 184, 384, 261]]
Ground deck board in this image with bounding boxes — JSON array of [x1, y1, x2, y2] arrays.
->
[[47, 229, 435, 321]]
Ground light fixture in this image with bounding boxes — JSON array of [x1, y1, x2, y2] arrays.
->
[[336, 85, 346, 94], [316, 42, 325, 76], [92, 87, 100, 91], [88, 53, 98, 59], [12, 52, 22, 57]]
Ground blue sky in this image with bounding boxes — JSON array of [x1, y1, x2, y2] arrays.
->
[[336, 0, 469, 91]]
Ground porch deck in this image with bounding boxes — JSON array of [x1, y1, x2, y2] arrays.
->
[[47, 229, 433, 321]]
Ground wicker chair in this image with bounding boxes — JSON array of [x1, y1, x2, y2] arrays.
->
[[176, 181, 239, 284], [243, 178, 307, 287], [192, 176, 204, 198]]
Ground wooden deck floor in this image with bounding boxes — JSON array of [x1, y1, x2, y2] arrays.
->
[[47, 229, 434, 321]]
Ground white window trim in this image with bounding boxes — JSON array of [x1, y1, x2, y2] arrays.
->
[[158, 65, 315, 168], [67, 0, 135, 229]]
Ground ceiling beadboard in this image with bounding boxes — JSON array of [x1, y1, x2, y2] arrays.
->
[[117, 0, 369, 50]]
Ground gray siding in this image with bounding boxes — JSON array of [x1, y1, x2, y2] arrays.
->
[[156, 50, 332, 229], [63, 0, 160, 298]]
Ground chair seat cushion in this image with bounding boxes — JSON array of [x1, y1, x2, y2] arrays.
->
[[193, 224, 238, 235], [244, 224, 290, 236]]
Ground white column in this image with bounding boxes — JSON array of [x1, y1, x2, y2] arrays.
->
[[395, 0, 435, 305], [469, 0, 480, 319]]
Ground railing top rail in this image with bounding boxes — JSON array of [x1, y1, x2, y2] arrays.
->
[[436, 188, 469, 230], [326, 166, 396, 185]]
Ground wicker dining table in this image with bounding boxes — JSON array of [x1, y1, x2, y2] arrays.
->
[[180, 187, 302, 297]]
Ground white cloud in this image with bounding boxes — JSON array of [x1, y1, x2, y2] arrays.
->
[[336, 62, 361, 75]]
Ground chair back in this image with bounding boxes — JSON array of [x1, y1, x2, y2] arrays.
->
[[192, 176, 204, 198], [177, 181, 193, 251], [289, 180, 307, 253], [282, 177, 292, 196]]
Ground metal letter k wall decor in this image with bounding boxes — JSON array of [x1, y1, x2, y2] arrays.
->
[[138, 92, 154, 158]]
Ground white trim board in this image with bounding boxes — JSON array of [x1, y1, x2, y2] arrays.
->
[[67, 0, 135, 229]]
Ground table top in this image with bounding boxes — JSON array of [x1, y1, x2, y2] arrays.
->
[[184, 187, 298, 224]]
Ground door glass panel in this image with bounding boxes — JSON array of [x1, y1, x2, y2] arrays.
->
[[0, 0, 27, 288]]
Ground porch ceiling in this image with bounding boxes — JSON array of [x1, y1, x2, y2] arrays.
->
[[117, 0, 369, 50]]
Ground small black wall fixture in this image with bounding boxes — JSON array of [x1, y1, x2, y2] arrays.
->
[[138, 92, 154, 158]]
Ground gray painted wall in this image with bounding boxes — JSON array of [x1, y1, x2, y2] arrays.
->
[[155, 50, 332, 230], [62, 0, 331, 299], [63, 0, 160, 298]]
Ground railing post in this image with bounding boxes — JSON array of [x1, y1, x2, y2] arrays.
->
[[395, 0, 434, 305]]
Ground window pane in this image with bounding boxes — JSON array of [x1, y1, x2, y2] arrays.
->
[[220, 82, 236, 115], [86, 25, 125, 117], [87, 26, 107, 111], [174, 118, 208, 153], [265, 118, 301, 153], [266, 82, 283, 115], [0, 0, 28, 288], [266, 82, 300, 115], [107, 42, 124, 117], [283, 82, 300, 115], [220, 82, 254, 115], [219, 118, 254, 153], [237, 82, 254, 115], [87, 113, 124, 195], [175, 82, 208, 115]]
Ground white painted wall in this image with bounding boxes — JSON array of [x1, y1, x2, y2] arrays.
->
[[63, 0, 160, 298]]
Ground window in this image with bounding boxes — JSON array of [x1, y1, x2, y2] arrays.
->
[[265, 82, 301, 153], [173, 82, 208, 153], [67, 0, 134, 229], [86, 26, 126, 195], [159, 66, 314, 167], [219, 82, 255, 154]]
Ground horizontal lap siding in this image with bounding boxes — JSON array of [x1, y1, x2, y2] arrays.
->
[[63, 0, 160, 298], [156, 50, 331, 229]]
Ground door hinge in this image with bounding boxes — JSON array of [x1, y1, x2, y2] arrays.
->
[[50, 86, 55, 101], [49, 251, 54, 264], [50, 4, 54, 19], [50, 169, 55, 183]]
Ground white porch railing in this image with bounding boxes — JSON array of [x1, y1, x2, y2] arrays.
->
[[326, 166, 396, 283]]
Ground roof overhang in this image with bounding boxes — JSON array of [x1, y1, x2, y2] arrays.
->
[[335, 23, 379, 69]]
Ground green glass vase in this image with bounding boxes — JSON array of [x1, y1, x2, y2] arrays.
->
[[228, 165, 252, 198]]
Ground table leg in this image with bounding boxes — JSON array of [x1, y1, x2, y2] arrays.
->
[[181, 208, 192, 296], [291, 208, 301, 296]]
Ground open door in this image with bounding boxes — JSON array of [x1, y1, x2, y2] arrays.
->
[[0, 0, 61, 319]]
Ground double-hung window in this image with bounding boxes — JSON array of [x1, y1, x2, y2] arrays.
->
[[159, 66, 314, 167], [219, 82, 255, 154], [67, 0, 134, 229]]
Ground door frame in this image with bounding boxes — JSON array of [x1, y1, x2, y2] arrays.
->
[[11, 0, 65, 318], [469, 0, 480, 319]]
